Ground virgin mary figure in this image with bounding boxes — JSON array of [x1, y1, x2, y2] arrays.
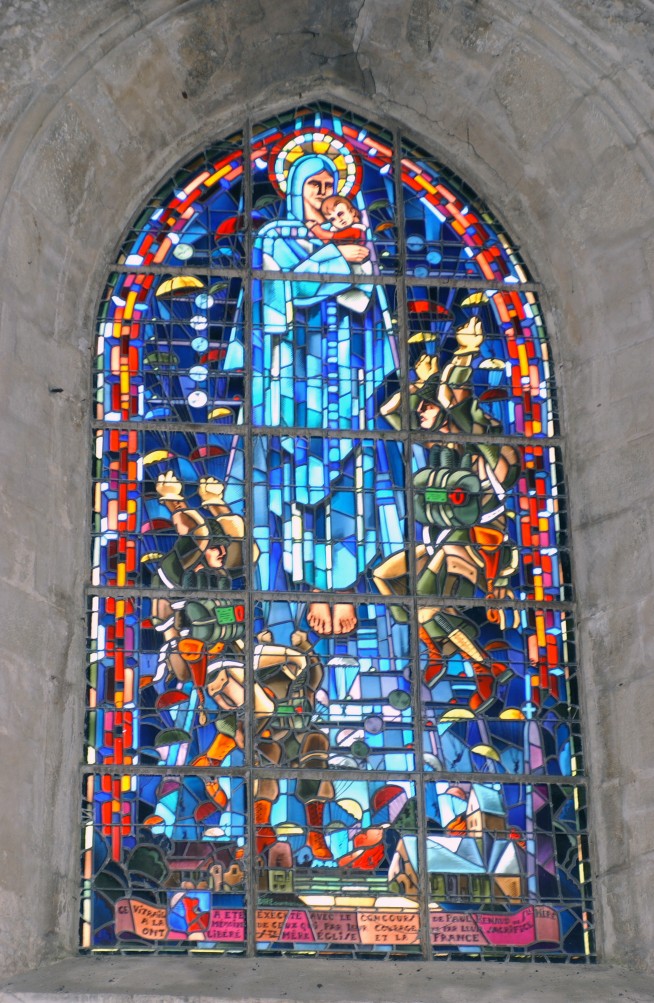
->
[[225, 145, 405, 635]]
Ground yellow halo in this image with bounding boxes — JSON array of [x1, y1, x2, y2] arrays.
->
[[270, 129, 361, 199]]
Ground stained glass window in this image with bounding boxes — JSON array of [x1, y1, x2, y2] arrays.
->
[[84, 105, 593, 960]]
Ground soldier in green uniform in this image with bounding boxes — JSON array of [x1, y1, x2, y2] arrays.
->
[[375, 318, 521, 712], [151, 472, 333, 858]]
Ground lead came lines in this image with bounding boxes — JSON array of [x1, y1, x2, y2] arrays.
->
[[86, 106, 591, 960]]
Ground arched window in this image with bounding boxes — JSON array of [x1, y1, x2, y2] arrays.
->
[[84, 105, 592, 960]]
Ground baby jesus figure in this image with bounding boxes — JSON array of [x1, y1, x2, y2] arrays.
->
[[306, 194, 367, 246]]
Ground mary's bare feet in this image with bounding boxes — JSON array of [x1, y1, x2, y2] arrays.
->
[[307, 602, 332, 635], [333, 603, 357, 634]]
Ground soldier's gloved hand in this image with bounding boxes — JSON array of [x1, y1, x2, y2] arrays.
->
[[199, 476, 225, 506], [156, 470, 184, 500], [414, 352, 440, 386], [454, 317, 483, 354]]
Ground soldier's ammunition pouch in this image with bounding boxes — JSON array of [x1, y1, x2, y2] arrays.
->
[[267, 696, 314, 734], [182, 599, 246, 646], [414, 466, 482, 529]]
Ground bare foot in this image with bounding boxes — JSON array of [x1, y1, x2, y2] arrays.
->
[[307, 602, 332, 635], [333, 603, 357, 634]]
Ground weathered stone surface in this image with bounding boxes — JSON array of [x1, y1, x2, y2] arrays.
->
[[2, 956, 654, 1003], [0, 0, 653, 990]]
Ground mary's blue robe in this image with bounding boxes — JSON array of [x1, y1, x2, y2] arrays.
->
[[225, 154, 405, 592]]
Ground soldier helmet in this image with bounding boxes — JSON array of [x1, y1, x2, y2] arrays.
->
[[192, 517, 231, 550], [414, 373, 442, 405]]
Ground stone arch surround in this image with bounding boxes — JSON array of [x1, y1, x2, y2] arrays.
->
[[1, 0, 654, 992]]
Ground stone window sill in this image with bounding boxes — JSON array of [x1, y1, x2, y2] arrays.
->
[[1, 956, 653, 1003]]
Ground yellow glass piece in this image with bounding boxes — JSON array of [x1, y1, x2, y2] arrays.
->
[[205, 164, 232, 187], [337, 798, 364, 820], [440, 708, 475, 721], [155, 276, 204, 297], [140, 552, 163, 564], [142, 449, 172, 464], [470, 744, 501, 762]]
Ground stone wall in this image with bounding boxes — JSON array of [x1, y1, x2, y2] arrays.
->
[[1, 0, 653, 980]]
